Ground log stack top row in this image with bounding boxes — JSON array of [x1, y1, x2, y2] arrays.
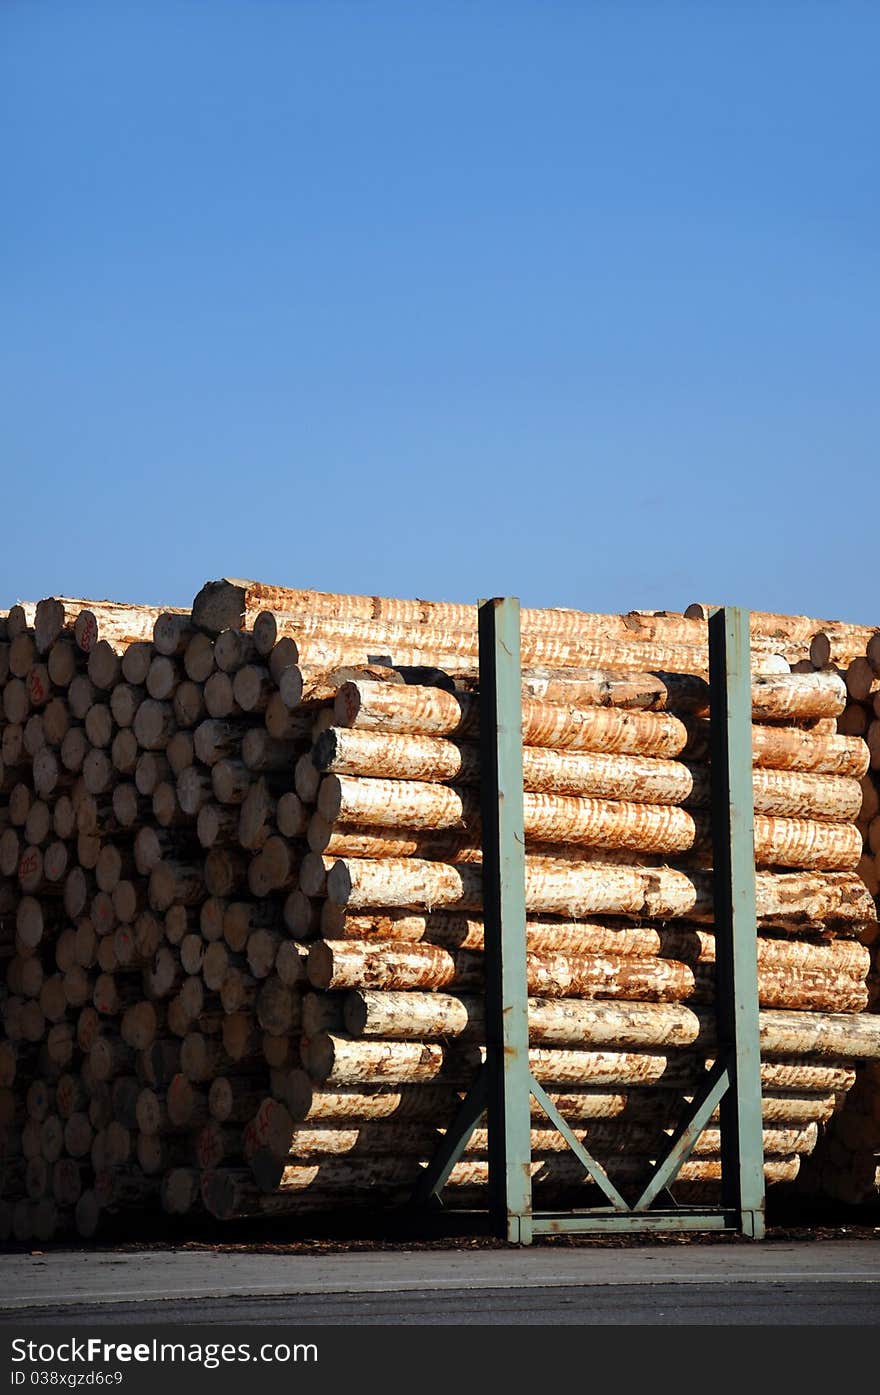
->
[[1, 578, 879, 1240]]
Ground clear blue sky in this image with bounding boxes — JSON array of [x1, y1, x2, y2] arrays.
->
[[3, 2, 878, 622]]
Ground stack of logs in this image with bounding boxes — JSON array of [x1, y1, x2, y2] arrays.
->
[[780, 618, 880, 1204], [1, 581, 879, 1239]]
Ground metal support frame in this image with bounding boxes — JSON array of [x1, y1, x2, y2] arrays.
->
[[415, 599, 765, 1243]]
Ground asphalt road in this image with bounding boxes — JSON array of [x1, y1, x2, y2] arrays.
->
[[2, 1239, 879, 1324], [2, 1280, 876, 1325]]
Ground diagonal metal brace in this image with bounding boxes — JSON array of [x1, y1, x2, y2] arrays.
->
[[530, 1076, 629, 1210], [633, 1061, 731, 1212], [410, 1069, 488, 1206]]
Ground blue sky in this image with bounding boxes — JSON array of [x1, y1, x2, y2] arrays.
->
[[3, 2, 878, 622]]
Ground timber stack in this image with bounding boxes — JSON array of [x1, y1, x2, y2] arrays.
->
[[786, 616, 880, 1204], [1, 582, 879, 1240]]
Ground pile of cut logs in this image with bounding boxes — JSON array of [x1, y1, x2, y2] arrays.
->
[[780, 618, 880, 1204], [1, 581, 879, 1241]]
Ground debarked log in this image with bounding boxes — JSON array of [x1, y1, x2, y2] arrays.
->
[[306, 939, 868, 1011], [300, 1034, 864, 1089], [315, 774, 863, 868], [282, 1072, 839, 1128], [311, 728, 862, 820], [259, 1121, 817, 1170], [315, 910, 872, 976], [323, 856, 876, 926], [337, 994, 880, 1060]]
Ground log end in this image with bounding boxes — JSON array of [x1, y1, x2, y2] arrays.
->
[[306, 942, 334, 991], [162, 1167, 201, 1215], [253, 611, 278, 657], [278, 666, 304, 710], [301, 1032, 334, 1082], [343, 992, 368, 1037], [191, 580, 248, 636], [333, 682, 362, 728], [284, 1070, 315, 1121]]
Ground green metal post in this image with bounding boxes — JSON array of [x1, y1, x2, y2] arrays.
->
[[708, 606, 766, 1239], [479, 598, 533, 1245]]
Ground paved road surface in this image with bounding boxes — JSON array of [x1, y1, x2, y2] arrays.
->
[[1, 1240, 879, 1324], [2, 1281, 876, 1325]]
